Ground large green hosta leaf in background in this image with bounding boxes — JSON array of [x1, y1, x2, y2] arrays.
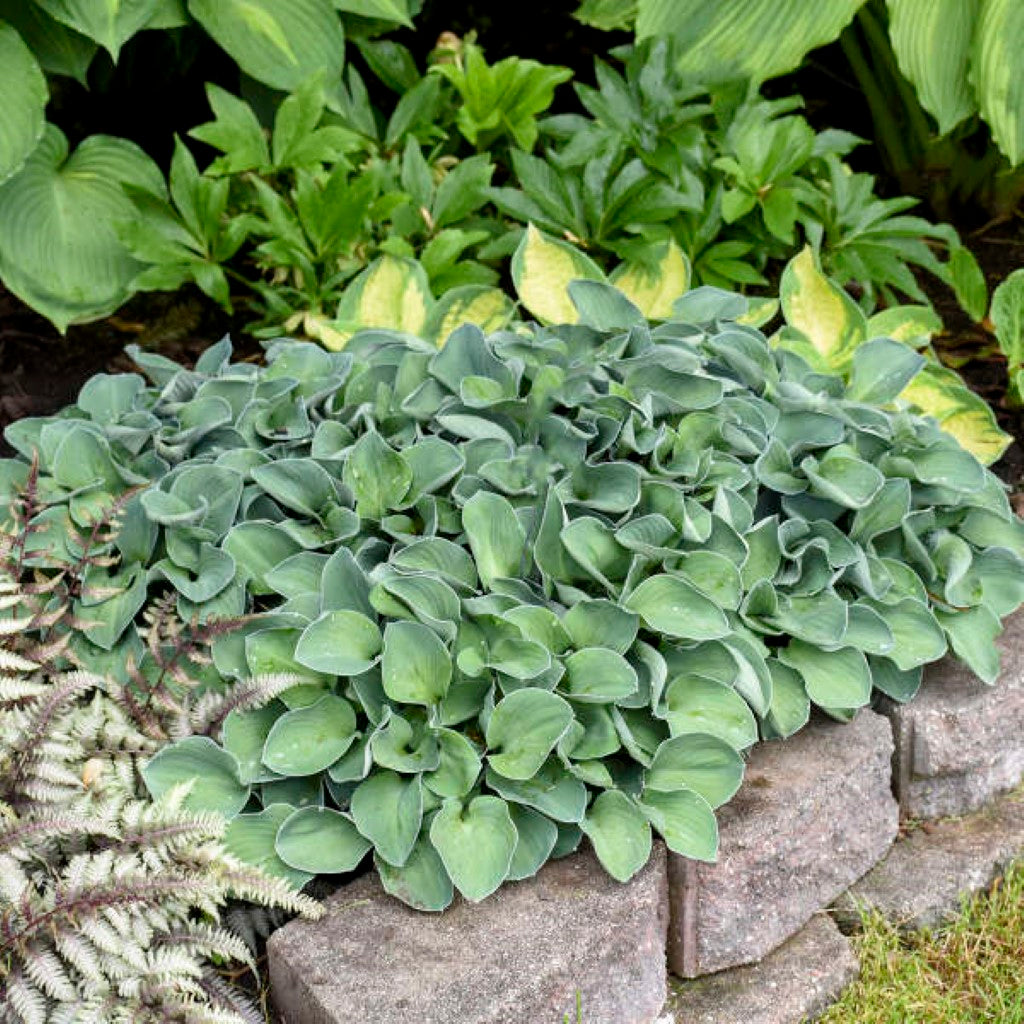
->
[[0, 23, 47, 184], [887, 0, 978, 136], [187, 0, 345, 93], [0, 125, 164, 331], [0, 1, 97, 84], [33, 0, 161, 59], [636, 0, 866, 83], [972, 0, 1024, 165]]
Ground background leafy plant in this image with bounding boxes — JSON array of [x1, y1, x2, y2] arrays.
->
[[3, 273, 1021, 911]]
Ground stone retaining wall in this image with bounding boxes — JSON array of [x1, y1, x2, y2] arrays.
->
[[268, 610, 1024, 1024]]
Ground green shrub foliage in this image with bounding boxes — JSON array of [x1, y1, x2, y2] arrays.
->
[[2, 289, 1023, 908]]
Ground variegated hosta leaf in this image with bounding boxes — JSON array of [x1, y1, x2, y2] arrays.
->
[[426, 285, 515, 345], [636, 0, 867, 83], [779, 246, 866, 370], [609, 239, 690, 320], [10, 273, 1022, 913], [511, 223, 605, 324]]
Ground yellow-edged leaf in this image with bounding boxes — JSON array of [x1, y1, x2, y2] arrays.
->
[[866, 304, 943, 347], [609, 239, 689, 319], [333, 255, 432, 345], [780, 246, 867, 370], [736, 296, 779, 329], [511, 224, 605, 325]]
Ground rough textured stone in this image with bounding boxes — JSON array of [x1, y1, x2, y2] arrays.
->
[[667, 708, 898, 978], [834, 786, 1024, 931], [667, 915, 858, 1024], [268, 843, 668, 1024], [882, 609, 1024, 820]]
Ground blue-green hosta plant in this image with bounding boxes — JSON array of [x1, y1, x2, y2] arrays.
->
[[2, 278, 1022, 910]]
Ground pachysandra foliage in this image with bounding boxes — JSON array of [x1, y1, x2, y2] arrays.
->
[[2, 283, 1023, 910], [0, 496, 318, 1023]]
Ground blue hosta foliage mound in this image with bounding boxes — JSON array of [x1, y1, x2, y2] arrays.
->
[[2, 286, 1022, 908]]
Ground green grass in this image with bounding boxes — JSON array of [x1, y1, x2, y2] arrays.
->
[[819, 861, 1024, 1023]]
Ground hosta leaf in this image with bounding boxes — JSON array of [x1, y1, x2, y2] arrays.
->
[[779, 641, 872, 709], [0, 22, 47, 185], [225, 804, 312, 889], [645, 733, 744, 809], [486, 688, 574, 780], [991, 268, 1024, 382], [506, 803, 559, 881], [343, 430, 412, 520], [763, 661, 810, 739], [888, 0, 978, 136], [262, 694, 357, 776], [935, 604, 1001, 684], [511, 224, 605, 324], [276, 806, 372, 874], [222, 702, 285, 785], [486, 762, 588, 823], [295, 610, 383, 676], [33, 0, 160, 59], [846, 337, 925, 405], [780, 246, 867, 370], [637, 0, 865, 83], [376, 836, 454, 912], [865, 598, 946, 671], [461, 489, 526, 589], [638, 788, 717, 861], [331, 0, 412, 26], [424, 728, 482, 798], [142, 736, 249, 816], [609, 239, 690, 320], [972, 0, 1024, 165], [624, 573, 730, 641], [335, 255, 432, 340], [187, 0, 345, 93], [662, 675, 758, 749], [581, 790, 652, 882], [0, 1, 98, 85], [381, 620, 452, 706], [0, 126, 164, 330], [426, 285, 515, 345], [568, 280, 645, 332], [350, 770, 422, 867], [561, 648, 639, 703], [429, 796, 518, 902]]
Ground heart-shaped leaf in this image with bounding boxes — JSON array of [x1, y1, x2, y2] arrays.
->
[[581, 790, 652, 882], [429, 796, 518, 902], [276, 806, 371, 874], [295, 610, 383, 676], [262, 694, 357, 776], [381, 620, 452, 706], [486, 688, 574, 780], [142, 736, 249, 816]]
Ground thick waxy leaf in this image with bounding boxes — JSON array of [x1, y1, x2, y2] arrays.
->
[[935, 604, 1002, 684], [866, 598, 946, 671], [351, 770, 422, 867], [506, 803, 559, 881], [262, 695, 357, 776], [295, 610, 383, 676], [427, 285, 516, 344], [581, 790, 652, 882], [429, 796, 518, 902], [638, 788, 717, 861], [381, 620, 452, 706], [561, 648, 638, 703], [487, 688, 574, 779], [376, 836, 454, 912], [461, 489, 526, 589], [486, 763, 588, 823], [224, 804, 312, 889], [0, 126, 164, 330], [276, 806, 371, 874], [222, 703, 285, 784], [143, 736, 249, 816], [645, 733, 744, 808], [187, 0, 345, 93], [424, 728, 482, 798], [512, 224, 605, 324], [624, 574, 730, 641], [0, 23, 47, 185], [847, 337, 926, 404], [779, 642, 872, 709], [662, 675, 758, 750], [344, 430, 412, 520]]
